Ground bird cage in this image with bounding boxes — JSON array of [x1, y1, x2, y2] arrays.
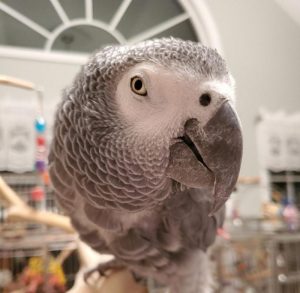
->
[[214, 231, 270, 292], [0, 229, 79, 292], [256, 110, 300, 210], [269, 233, 300, 293], [215, 219, 300, 293], [0, 75, 55, 230], [0, 76, 80, 292]]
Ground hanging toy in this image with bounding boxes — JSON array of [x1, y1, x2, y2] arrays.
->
[[35, 116, 47, 173], [30, 186, 45, 210], [32, 89, 48, 211], [34, 89, 47, 175]]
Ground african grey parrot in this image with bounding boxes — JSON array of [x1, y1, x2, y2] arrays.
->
[[49, 38, 242, 293]]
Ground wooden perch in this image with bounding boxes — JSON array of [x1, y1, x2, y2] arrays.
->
[[0, 75, 36, 91], [0, 176, 26, 207], [0, 176, 75, 233], [237, 176, 260, 185], [56, 242, 77, 265], [8, 206, 75, 233]]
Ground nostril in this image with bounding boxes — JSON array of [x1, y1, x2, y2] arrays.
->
[[199, 93, 211, 106]]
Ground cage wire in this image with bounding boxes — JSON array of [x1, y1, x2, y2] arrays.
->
[[0, 77, 79, 292], [214, 233, 270, 292], [214, 220, 300, 293]]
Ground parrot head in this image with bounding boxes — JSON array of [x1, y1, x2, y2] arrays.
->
[[53, 38, 242, 214]]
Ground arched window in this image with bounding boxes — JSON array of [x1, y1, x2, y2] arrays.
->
[[0, 0, 222, 57]]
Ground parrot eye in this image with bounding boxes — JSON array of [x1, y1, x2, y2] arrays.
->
[[199, 93, 211, 106], [130, 76, 147, 96]]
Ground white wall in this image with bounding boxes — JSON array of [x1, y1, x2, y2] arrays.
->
[[204, 0, 300, 177]]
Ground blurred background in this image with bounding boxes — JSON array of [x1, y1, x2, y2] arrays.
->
[[0, 0, 300, 292]]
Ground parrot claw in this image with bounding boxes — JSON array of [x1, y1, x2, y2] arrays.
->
[[84, 259, 123, 284]]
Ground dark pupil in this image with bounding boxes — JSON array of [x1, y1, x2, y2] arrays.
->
[[199, 94, 211, 106], [134, 79, 143, 91]]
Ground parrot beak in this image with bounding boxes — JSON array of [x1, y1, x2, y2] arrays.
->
[[167, 101, 242, 215]]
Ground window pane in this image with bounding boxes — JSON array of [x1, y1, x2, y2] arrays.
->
[[153, 20, 198, 42], [93, 0, 123, 24], [59, 0, 85, 19], [2, 0, 61, 31], [117, 0, 184, 39], [52, 25, 119, 53], [0, 10, 46, 48]]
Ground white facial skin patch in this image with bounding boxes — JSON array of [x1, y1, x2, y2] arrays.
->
[[116, 63, 235, 139], [204, 76, 236, 103]]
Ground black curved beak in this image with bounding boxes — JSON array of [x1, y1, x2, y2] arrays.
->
[[167, 102, 243, 215]]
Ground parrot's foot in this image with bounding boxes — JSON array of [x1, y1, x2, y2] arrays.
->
[[84, 259, 123, 284]]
